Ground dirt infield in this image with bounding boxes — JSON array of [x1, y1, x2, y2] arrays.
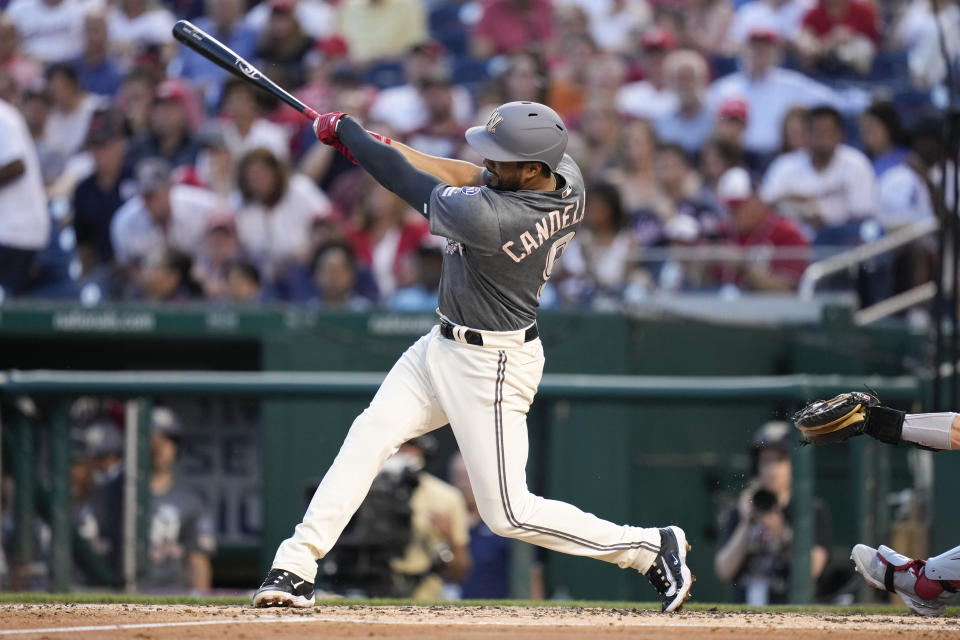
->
[[1, 604, 960, 640]]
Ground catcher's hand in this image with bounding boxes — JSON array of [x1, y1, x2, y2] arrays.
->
[[793, 392, 904, 445]]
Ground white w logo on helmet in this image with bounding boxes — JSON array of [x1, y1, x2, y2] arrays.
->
[[486, 109, 503, 133]]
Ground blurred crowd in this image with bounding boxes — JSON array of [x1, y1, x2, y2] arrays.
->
[[1, 0, 959, 310]]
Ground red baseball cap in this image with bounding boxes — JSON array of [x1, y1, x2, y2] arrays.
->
[[269, 0, 295, 13], [718, 97, 749, 123], [640, 27, 676, 52], [155, 79, 191, 105], [747, 26, 780, 43]]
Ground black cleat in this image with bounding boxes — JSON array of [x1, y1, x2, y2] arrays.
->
[[646, 526, 694, 612], [252, 568, 316, 608]]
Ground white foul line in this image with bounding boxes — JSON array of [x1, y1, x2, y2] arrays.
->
[[0, 614, 957, 636]]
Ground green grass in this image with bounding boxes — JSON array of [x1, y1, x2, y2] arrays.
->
[[0, 593, 957, 616]]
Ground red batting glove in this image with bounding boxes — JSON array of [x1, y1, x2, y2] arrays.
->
[[312, 111, 347, 145]]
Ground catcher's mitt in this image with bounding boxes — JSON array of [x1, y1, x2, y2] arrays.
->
[[793, 392, 904, 445]]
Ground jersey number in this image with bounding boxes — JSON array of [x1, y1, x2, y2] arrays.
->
[[537, 231, 575, 300]]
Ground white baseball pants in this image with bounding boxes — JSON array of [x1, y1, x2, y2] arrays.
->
[[272, 324, 661, 582]]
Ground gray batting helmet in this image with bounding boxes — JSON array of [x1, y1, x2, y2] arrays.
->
[[465, 101, 568, 171]]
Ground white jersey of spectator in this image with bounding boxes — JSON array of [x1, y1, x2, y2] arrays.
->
[[0, 100, 50, 250], [728, 0, 814, 45], [708, 67, 843, 155], [904, 3, 960, 89], [234, 174, 332, 281], [615, 81, 678, 121], [108, 3, 176, 49], [760, 144, 878, 227], [558, 0, 652, 53], [876, 164, 935, 229], [221, 120, 291, 162], [111, 185, 221, 265], [561, 232, 634, 291], [369, 85, 475, 137], [244, 0, 335, 38], [43, 93, 105, 161], [6, 0, 86, 63]]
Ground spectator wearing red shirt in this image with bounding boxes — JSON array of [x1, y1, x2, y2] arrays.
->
[[471, 0, 555, 59], [795, 0, 879, 75], [717, 167, 809, 292]]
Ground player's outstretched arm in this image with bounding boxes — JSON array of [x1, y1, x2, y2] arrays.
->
[[319, 113, 442, 215], [386, 139, 484, 188]]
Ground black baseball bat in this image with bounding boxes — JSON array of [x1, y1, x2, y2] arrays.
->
[[171, 20, 320, 121]]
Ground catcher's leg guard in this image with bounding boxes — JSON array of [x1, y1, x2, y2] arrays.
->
[[925, 544, 960, 581]]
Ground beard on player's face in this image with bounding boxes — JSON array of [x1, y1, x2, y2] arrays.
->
[[483, 159, 525, 191]]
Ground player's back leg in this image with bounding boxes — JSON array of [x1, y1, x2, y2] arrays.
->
[[428, 335, 692, 611]]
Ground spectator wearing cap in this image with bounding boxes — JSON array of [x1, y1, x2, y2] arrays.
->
[[219, 78, 290, 161], [0, 16, 43, 93], [74, 5, 123, 99], [244, 0, 336, 40], [126, 80, 201, 170], [858, 101, 910, 178], [795, 0, 879, 76], [0, 96, 49, 299], [728, 0, 814, 49], [145, 407, 216, 592], [108, 0, 176, 63], [471, 0, 554, 59], [234, 147, 332, 284], [387, 436, 471, 599], [655, 50, 715, 157], [369, 40, 474, 137], [254, 0, 314, 94], [338, 0, 428, 64], [110, 158, 220, 269], [615, 27, 679, 121], [760, 105, 877, 242], [707, 23, 844, 159], [714, 421, 830, 605], [192, 209, 241, 299], [72, 108, 137, 274], [174, 0, 257, 113], [715, 97, 749, 144], [42, 63, 105, 163], [6, 0, 86, 64], [715, 166, 809, 292]]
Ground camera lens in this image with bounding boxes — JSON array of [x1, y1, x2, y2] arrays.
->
[[751, 488, 778, 513]]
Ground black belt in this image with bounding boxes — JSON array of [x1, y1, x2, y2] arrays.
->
[[439, 321, 538, 347]]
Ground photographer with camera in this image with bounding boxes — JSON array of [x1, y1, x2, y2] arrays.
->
[[714, 421, 831, 604]]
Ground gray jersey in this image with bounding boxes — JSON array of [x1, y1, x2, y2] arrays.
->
[[428, 154, 586, 331]]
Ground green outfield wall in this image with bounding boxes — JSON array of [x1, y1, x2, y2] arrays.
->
[[0, 304, 947, 603]]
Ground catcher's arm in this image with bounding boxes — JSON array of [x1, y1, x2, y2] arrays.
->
[[793, 392, 904, 445]]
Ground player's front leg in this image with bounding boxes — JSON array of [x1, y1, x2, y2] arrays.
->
[[254, 332, 448, 608], [430, 337, 693, 611]]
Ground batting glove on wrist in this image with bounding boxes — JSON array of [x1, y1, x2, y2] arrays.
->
[[312, 111, 347, 145]]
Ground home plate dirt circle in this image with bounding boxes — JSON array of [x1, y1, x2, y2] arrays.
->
[[1, 604, 959, 639]]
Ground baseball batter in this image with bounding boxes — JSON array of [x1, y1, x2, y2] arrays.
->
[[252, 101, 693, 612], [794, 392, 960, 615]]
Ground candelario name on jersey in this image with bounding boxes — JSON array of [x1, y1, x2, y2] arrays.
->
[[502, 197, 585, 263]]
